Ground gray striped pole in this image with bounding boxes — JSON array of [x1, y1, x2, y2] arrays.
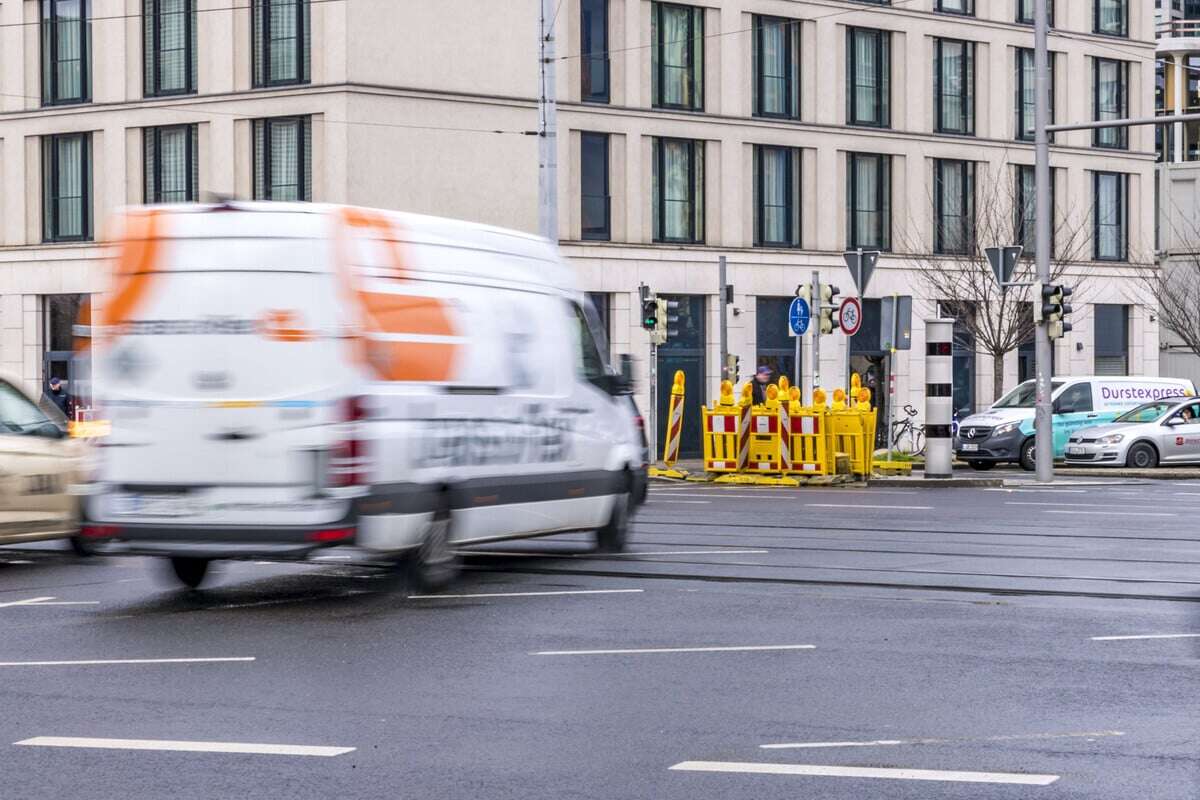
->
[[924, 319, 954, 479]]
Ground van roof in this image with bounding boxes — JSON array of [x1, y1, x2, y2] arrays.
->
[[114, 202, 573, 293], [1045, 376, 1195, 384]]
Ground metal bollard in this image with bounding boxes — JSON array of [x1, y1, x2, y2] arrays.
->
[[924, 319, 955, 479]]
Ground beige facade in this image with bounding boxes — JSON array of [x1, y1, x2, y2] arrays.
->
[[0, 0, 1160, 442]]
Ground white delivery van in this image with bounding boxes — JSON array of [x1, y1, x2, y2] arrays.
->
[[80, 203, 646, 589], [955, 375, 1196, 471]]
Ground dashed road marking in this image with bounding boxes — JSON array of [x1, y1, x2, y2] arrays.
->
[[1091, 633, 1200, 641], [533, 644, 815, 656], [409, 588, 644, 599], [0, 657, 255, 668], [668, 761, 1059, 786], [0, 597, 56, 609], [14, 736, 354, 757], [806, 504, 933, 510], [761, 730, 1125, 750]]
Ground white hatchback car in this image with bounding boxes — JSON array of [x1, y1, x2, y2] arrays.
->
[[1065, 397, 1200, 468]]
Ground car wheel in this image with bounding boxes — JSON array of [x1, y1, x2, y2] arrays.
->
[[967, 460, 995, 471], [1125, 442, 1159, 469], [169, 557, 210, 589], [1019, 438, 1037, 472], [403, 504, 459, 593], [68, 536, 94, 558], [595, 488, 630, 553]]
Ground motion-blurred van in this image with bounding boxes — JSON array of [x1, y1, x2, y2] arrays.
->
[[955, 375, 1196, 471], [79, 203, 645, 589]]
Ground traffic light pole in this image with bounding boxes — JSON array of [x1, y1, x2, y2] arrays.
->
[[1033, 0, 1053, 483], [811, 269, 821, 402], [719, 256, 729, 383], [648, 340, 658, 462]]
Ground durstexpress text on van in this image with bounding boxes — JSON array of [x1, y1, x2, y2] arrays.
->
[[414, 415, 575, 469]]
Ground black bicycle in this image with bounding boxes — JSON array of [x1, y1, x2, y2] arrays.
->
[[890, 404, 926, 456]]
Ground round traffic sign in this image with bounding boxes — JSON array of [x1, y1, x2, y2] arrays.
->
[[789, 297, 810, 336], [839, 296, 863, 336]]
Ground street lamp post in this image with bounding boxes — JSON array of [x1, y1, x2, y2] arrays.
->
[[1033, 0, 1054, 483]]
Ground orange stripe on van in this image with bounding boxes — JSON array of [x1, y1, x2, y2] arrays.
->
[[334, 207, 461, 382], [101, 212, 162, 331]]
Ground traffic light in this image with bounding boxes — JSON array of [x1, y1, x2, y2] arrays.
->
[[725, 353, 740, 383], [652, 297, 679, 345], [1042, 283, 1073, 340], [796, 284, 811, 301], [819, 284, 840, 335], [640, 285, 657, 332]]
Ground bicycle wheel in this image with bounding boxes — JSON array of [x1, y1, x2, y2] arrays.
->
[[890, 422, 912, 454], [912, 427, 926, 457]]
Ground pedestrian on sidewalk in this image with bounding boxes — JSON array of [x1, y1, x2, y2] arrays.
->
[[752, 365, 772, 406]]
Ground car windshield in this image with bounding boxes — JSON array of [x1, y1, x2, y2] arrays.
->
[[1114, 401, 1179, 424], [993, 380, 1066, 409]]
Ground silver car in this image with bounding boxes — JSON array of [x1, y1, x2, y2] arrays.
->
[[1065, 397, 1200, 468]]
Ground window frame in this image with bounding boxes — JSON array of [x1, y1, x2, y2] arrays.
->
[[1093, 304, 1130, 376], [1016, 0, 1054, 25], [846, 152, 891, 251], [253, 116, 312, 202], [933, 159, 975, 255], [753, 144, 801, 249], [846, 27, 890, 128], [934, 38, 975, 136], [252, 0, 310, 89], [580, 131, 611, 241], [42, 132, 92, 243], [1092, 58, 1129, 150], [143, 0, 196, 98], [651, 2, 704, 112], [752, 15, 800, 120], [1093, 0, 1128, 38], [935, 0, 974, 16], [1093, 171, 1129, 262], [1015, 48, 1055, 142], [143, 124, 199, 204], [41, 0, 91, 106], [653, 137, 704, 245], [581, 0, 609, 103], [1015, 164, 1057, 259]]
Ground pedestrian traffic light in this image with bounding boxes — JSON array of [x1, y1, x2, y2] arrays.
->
[[640, 285, 658, 332], [819, 284, 840, 335], [652, 297, 679, 345], [1042, 283, 1073, 340]]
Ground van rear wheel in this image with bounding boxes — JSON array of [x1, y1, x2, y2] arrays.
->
[[404, 505, 459, 593], [169, 557, 210, 589], [595, 490, 630, 553]]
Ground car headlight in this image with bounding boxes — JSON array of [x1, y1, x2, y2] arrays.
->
[[1096, 434, 1124, 445], [992, 422, 1018, 437]]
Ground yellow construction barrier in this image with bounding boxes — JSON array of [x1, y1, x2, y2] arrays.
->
[[649, 370, 688, 480]]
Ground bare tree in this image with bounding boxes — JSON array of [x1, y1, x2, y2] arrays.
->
[[1138, 200, 1200, 360], [902, 162, 1089, 403]]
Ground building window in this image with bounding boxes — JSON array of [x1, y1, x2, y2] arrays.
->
[[1094, 0, 1128, 37], [936, 0, 974, 15], [653, 137, 704, 244], [41, 0, 90, 106], [144, 125, 198, 204], [143, 0, 196, 97], [581, 0, 609, 103], [1016, 0, 1054, 25], [934, 159, 974, 255], [1093, 171, 1128, 262], [581, 132, 610, 241], [846, 28, 890, 127], [753, 16, 799, 119], [1094, 304, 1129, 375], [652, 3, 703, 111], [1015, 49, 1055, 142], [1093, 59, 1129, 149], [42, 133, 92, 243], [253, 117, 311, 201], [934, 39, 974, 135], [846, 153, 890, 251], [252, 0, 310, 88], [754, 145, 801, 248], [1015, 164, 1057, 258], [756, 297, 799, 383]]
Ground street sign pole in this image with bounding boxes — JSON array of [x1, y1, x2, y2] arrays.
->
[[719, 256, 729, 384], [847, 248, 862, 392], [1034, 0, 1053, 483], [648, 340, 658, 463], [793, 313, 801, 390], [887, 292, 899, 464], [811, 269, 821, 403]]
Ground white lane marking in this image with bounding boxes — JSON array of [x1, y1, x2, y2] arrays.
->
[[984, 488, 1087, 494], [668, 761, 1059, 786], [1008, 501, 1193, 510], [806, 503, 933, 510], [0, 657, 255, 667], [1043, 509, 1176, 517], [313, 555, 353, 560], [0, 596, 56, 609], [15, 737, 354, 757], [469, 549, 768, 558], [1174, 492, 1200, 497], [533, 644, 814, 656], [651, 500, 712, 504], [18, 601, 99, 606], [409, 588, 644, 599], [1091, 633, 1200, 641], [1, 560, 35, 565], [761, 730, 1125, 750]]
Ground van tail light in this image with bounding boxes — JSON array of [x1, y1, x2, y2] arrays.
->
[[306, 527, 355, 543], [327, 396, 369, 489], [80, 525, 120, 539]]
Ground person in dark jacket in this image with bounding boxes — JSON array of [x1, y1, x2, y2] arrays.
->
[[44, 376, 69, 417], [751, 365, 772, 406]]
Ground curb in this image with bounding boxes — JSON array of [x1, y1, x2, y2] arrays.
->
[[867, 477, 1006, 488]]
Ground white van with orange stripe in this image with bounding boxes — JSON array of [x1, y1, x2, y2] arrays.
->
[[80, 202, 645, 589]]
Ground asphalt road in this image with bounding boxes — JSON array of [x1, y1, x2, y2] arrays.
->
[[1, 478, 1198, 799]]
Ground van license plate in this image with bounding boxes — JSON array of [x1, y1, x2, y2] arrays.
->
[[960, 444, 979, 452], [111, 493, 197, 518]]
